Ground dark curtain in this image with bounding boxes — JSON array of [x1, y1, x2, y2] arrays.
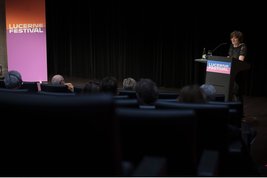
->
[[46, 0, 267, 96]]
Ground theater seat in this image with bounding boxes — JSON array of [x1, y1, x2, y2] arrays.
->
[[0, 92, 121, 176], [40, 83, 71, 93], [116, 108, 197, 176], [21, 81, 39, 92]]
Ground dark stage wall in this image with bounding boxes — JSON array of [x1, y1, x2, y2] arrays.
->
[[45, 0, 267, 96]]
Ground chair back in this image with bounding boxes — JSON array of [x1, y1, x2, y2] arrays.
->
[[0, 79, 5, 88], [21, 81, 39, 92], [0, 92, 121, 176], [38, 91, 76, 96], [41, 83, 71, 93], [0, 88, 29, 93], [116, 108, 197, 176], [209, 101, 243, 127], [158, 92, 179, 99], [118, 90, 137, 98], [156, 101, 229, 157], [114, 99, 139, 108]]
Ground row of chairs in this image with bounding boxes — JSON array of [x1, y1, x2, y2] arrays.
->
[[118, 89, 225, 101], [0, 92, 121, 176], [0, 80, 82, 93], [0, 91, 258, 176], [0, 79, 225, 101], [114, 98, 257, 176], [0, 91, 238, 176], [0, 81, 243, 130]]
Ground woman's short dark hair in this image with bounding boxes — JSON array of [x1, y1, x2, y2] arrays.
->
[[135, 78, 159, 105], [178, 84, 207, 103], [230, 30, 244, 43], [82, 81, 100, 94], [100, 76, 118, 95]]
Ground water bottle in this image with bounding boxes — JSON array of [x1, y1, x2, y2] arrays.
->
[[202, 48, 206, 59]]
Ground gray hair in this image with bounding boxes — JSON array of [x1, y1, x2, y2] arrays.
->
[[51, 74, 65, 85], [200, 84, 217, 101], [123, 77, 136, 90], [4, 70, 22, 89]]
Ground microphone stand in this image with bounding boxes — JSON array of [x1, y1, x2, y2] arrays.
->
[[211, 42, 227, 55]]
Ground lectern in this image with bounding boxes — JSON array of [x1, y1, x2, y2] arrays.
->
[[205, 56, 250, 101]]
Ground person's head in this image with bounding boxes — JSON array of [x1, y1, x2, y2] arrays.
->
[[4, 70, 22, 89], [82, 80, 100, 94], [100, 76, 118, 95], [51, 74, 65, 85], [178, 84, 207, 103], [122, 77, 136, 90], [135, 78, 159, 105], [200, 84, 216, 101], [230, 30, 244, 46]]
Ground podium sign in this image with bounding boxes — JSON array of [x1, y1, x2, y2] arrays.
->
[[206, 60, 231, 74], [205, 56, 250, 101]]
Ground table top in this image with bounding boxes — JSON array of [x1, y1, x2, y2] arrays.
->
[[194, 58, 207, 63]]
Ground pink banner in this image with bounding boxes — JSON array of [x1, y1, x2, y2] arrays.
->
[[206, 60, 231, 75], [6, 0, 47, 82]]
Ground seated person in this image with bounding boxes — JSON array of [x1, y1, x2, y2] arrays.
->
[[4, 70, 23, 89], [177, 84, 207, 103], [200, 84, 217, 101], [51, 74, 74, 92], [122, 77, 136, 90], [100, 76, 118, 95], [82, 80, 101, 94], [135, 78, 159, 109]]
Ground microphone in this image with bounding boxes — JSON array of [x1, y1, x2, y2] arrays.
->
[[211, 42, 227, 54]]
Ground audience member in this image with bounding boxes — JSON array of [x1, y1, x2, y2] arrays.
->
[[135, 78, 159, 108], [82, 80, 101, 94], [178, 84, 207, 103], [200, 84, 217, 101], [122, 77, 136, 90], [4, 70, 22, 89], [100, 76, 118, 95], [51, 74, 74, 92]]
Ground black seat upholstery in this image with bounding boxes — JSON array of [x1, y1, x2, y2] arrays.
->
[[0, 88, 29, 93], [116, 108, 197, 176], [0, 92, 121, 176], [158, 92, 179, 99], [156, 101, 229, 158], [40, 83, 71, 93], [21, 81, 39, 92], [118, 90, 137, 98], [209, 101, 243, 127], [0, 79, 5, 88], [114, 99, 139, 108], [38, 91, 76, 96]]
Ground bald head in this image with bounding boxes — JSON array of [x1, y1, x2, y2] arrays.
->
[[51, 75, 65, 85]]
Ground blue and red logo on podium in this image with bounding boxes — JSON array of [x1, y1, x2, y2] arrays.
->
[[206, 60, 231, 74]]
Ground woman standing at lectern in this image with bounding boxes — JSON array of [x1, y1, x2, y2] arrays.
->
[[228, 30, 247, 61], [228, 31, 252, 108], [229, 31, 257, 130], [228, 30, 248, 102]]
